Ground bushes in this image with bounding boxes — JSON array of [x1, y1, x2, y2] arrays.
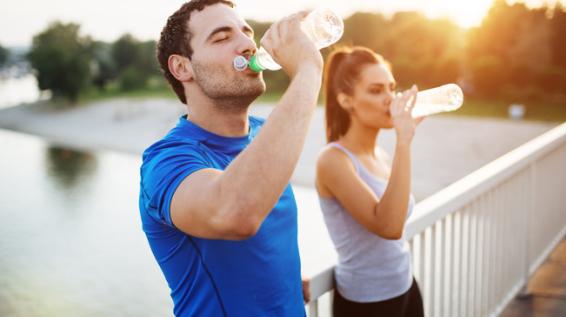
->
[[0, 44, 8, 67], [118, 66, 148, 91]]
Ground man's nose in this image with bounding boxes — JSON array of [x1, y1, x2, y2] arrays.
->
[[236, 33, 257, 58]]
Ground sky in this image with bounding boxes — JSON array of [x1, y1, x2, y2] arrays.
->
[[0, 0, 562, 47]]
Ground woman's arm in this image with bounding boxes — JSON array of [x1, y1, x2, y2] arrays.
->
[[316, 87, 421, 240]]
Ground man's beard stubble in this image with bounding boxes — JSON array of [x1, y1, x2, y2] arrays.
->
[[192, 60, 266, 113]]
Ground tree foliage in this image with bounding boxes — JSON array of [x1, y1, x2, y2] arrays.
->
[[111, 34, 159, 90], [26, 3, 566, 103], [0, 43, 8, 67], [27, 22, 92, 101], [91, 41, 116, 90]]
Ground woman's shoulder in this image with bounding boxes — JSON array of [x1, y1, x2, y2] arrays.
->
[[316, 144, 358, 198], [318, 144, 351, 166], [316, 144, 359, 179]]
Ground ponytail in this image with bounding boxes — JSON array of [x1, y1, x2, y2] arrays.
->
[[323, 46, 387, 143], [324, 50, 350, 142]]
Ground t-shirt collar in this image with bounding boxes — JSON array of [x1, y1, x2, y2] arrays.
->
[[175, 115, 253, 153]]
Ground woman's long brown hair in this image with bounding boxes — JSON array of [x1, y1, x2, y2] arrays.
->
[[323, 46, 390, 143]]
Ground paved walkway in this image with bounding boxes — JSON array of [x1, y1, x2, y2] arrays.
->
[[502, 235, 566, 317]]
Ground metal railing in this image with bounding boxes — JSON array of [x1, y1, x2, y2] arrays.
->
[[307, 122, 566, 317]]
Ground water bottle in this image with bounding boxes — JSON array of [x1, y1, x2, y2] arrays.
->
[[242, 9, 344, 72], [411, 83, 464, 118]]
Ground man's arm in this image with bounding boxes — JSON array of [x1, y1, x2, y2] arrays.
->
[[170, 12, 323, 239]]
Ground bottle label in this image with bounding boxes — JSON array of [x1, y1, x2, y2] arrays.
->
[[248, 55, 264, 73]]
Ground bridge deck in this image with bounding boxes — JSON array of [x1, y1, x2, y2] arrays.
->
[[502, 235, 566, 316]]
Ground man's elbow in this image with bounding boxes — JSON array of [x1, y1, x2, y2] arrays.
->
[[229, 218, 261, 239], [217, 204, 263, 240]]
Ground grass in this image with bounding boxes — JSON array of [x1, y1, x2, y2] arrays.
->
[[78, 85, 285, 104], [79, 86, 176, 104], [445, 99, 566, 123]]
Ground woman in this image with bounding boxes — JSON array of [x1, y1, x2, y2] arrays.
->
[[316, 46, 425, 316]]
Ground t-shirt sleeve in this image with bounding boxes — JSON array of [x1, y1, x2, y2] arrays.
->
[[140, 144, 209, 227]]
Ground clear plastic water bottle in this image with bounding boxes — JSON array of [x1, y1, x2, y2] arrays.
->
[[411, 83, 464, 118], [246, 9, 344, 72]]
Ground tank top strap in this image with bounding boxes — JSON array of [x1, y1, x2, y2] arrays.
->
[[328, 142, 362, 174]]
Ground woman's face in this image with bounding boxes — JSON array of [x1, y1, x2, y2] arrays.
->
[[347, 63, 396, 130]]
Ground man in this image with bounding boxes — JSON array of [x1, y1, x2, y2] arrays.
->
[[139, 0, 322, 316]]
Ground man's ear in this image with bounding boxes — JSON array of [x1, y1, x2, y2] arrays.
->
[[337, 92, 353, 112], [168, 54, 193, 82]]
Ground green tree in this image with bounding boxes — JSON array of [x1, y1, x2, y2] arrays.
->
[[136, 40, 160, 78], [248, 12, 466, 96], [112, 34, 139, 74], [339, 11, 465, 89], [340, 12, 389, 52], [27, 22, 92, 101], [552, 5, 566, 69], [384, 12, 465, 88], [0, 43, 8, 67], [248, 20, 290, 94], [466, 1, 554, 99], [91, 41, 117, 90], [550, 5, 566, 93], [112, 34, 159, 90]]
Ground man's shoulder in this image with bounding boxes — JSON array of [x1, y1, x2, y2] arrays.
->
[[143, 136, 201, 160], [140, 135, 207, 178]]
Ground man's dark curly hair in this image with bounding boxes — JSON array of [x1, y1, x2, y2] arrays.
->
[[157, 0, 235, 104]]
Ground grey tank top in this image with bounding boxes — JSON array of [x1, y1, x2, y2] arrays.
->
[[318, 142, 415, 302]]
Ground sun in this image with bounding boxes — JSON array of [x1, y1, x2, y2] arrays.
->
[[422, 0, 495, 28]]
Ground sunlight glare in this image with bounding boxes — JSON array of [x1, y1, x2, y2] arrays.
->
[[421, 0, 495, 28]]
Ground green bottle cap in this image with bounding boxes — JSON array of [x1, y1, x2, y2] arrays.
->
[[248, 55, 264, 73]]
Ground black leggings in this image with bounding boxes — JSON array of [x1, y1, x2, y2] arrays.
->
[[333, 278, 424, 317]]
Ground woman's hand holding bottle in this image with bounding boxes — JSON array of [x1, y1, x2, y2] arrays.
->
[[390, 85, 424, 146]]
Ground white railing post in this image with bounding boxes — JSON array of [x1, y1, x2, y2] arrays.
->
[[522, 162, 536, 297], [308, 299, 318, 317]]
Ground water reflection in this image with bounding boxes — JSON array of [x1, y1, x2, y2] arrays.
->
[[0, 130, 174, 316], [45, 146, 97, 189]]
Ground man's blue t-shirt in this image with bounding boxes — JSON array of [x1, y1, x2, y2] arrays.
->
[[139, 115, 305, 317]]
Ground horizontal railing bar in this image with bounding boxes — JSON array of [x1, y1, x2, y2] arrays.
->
[[405, 123, 566, 239]]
